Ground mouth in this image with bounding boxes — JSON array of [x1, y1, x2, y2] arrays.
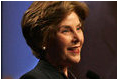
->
[[67, 46, 80, 54]]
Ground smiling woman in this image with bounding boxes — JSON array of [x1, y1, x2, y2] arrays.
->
[[20, 1, 89, 79], [47, 12, 84, 66]]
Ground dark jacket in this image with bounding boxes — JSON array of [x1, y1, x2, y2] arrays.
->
[[20, 60, 76, 79]]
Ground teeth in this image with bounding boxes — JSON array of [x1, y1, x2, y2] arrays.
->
[[68, 48, 73, 50], [67, 47, 76, 50]]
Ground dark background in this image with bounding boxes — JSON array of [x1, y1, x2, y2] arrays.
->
[[2, 1, 117, 79]]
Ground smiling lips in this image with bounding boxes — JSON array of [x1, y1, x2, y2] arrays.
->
[[67, 47, 80, 54]]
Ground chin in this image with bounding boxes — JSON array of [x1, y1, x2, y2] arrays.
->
[[68, 54, 81, 64], [73, 57, 81, 63]]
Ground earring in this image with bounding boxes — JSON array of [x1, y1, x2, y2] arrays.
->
[[42, 46, 46, 50]]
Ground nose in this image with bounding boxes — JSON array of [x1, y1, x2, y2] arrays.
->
[[72, 31, 81, 45]]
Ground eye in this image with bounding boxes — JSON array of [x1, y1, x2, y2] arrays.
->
[[77, 27, 81, 31], [58, 26, 71, 34], [77, 27, 80, 30], [76, 24, 82, 31], [62, 29, 70, 33]]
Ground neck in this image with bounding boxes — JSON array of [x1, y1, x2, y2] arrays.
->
[[45, 57, 68, 77], [50, 61, 68, 77], [63, 67, 68, 77], [45, 54, 69, 77], [58, 66, 68, 77]]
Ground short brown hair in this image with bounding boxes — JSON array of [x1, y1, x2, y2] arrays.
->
[[21, 1, 89, 59]]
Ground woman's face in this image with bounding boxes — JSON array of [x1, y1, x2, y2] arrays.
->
[[47, 12, 84, 66]]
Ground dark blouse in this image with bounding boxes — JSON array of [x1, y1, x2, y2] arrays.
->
[[20, 60, 76, 79]]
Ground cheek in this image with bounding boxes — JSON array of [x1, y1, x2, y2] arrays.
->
[[57, 34, 72, 47], [79, 31, 84, 44], [81, 33, 84, 43], [82, 33, 84, 44]]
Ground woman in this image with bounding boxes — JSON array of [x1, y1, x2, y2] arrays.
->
[[20, 1, 89, 79]]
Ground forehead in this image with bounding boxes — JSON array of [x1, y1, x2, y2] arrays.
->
[[59, 12, 81, 27]]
